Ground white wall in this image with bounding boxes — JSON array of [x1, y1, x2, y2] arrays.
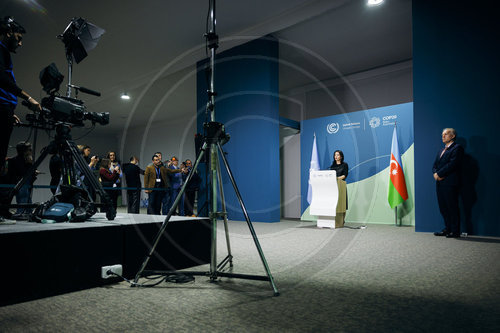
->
[[118, 114, 197, 170], [280, 131, 301, 218], [280, 61, 413, 121]]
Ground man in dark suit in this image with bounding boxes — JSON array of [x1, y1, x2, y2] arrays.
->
[[122, 156, 144, 214], [433, 128, 464, 238]]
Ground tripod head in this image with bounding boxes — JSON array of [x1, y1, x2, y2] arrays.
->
[[204, 122, 230, 145]]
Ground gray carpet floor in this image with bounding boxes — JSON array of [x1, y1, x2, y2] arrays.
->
[[0, 220, 499, 332]]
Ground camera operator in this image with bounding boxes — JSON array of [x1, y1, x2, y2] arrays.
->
[[80, 145, 99, 200], [7, 141, 36, 219], [0, 16, 41, 175]]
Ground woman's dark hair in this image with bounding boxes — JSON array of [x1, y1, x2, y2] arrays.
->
[[106, 151, 120, 163], [99, 158, 111, 169], [333, 150, 344, 163]]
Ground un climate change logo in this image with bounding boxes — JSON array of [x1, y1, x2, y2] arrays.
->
[[327, 122, 339, 134], [369, 117, 380, 128]]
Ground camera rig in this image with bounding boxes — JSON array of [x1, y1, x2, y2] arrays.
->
[[4, 62, 116, 221]]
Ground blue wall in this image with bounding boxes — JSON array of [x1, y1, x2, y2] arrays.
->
[[196, 37, 280, 222], [413, 2, 500, 236]]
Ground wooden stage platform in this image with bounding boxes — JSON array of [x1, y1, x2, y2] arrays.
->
[[0, 214, 211, 306]]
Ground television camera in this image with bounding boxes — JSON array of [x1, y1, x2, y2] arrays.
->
[[23, 63, 109, 129], [38, 95, 108, 127]]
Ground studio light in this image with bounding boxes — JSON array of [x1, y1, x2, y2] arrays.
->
[[58, 17, 105, 64]]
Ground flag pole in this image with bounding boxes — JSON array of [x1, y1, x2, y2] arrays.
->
[[395, 207, 398, 226], [394, 122, 397, 227]]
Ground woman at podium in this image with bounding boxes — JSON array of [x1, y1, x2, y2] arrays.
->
[[329, 150, 348, 227]]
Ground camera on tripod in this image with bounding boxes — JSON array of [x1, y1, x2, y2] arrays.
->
[[40, 95, 109, 127], [23, 62, 109, 128]]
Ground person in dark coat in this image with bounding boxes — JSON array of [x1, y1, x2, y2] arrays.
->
[[183, 159, 201, 216], [6, 141, 36, 217], [433, 128, 464, 238], [122, 156, 144, 214]]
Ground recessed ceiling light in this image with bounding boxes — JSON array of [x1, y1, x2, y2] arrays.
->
[[120, 92, 130, 100], [367, 0, 384, 6]]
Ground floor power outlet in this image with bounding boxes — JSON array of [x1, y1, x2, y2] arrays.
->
[[101, 264, 123, 279]]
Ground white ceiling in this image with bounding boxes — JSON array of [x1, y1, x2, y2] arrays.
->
[[2, 0, 412, 132]]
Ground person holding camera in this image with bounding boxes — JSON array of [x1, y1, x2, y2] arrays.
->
[[0, 16, 41, 175], [77, 145, 99, 200], [99, 158, 120, 212], [106, 151, 122, 210], [82, 145, 99, 170]]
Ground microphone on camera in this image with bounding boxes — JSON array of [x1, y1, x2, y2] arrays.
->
[[68, 84, 101, 97]]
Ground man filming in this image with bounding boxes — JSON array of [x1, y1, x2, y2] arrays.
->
[[0, 16, 41, 175]]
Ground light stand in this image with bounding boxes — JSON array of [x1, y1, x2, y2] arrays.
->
[[133, 0, 279, 296], [65, 51, 73, 97]]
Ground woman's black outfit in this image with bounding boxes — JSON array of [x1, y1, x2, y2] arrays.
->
[[329, 161, 348, 209]]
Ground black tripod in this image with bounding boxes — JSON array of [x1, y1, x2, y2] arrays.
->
[[5, 123, 116, 221], [133, 0, 279, 296]]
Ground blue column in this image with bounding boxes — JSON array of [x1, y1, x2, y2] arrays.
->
[[196, 36, 280, 222]]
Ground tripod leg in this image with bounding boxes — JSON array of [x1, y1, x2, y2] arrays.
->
[[209, 142, 218, 280], [6, 145, 52, 204], [66, 140, 116, 220], [215, 155, 233, 268], [134, 143, 208, 284], [217, 142, 279, 296]]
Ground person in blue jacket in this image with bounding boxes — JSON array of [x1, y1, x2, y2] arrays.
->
[[0, 16, 41, 221]]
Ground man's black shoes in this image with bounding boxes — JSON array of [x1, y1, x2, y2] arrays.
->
[[434, 230, 460, 238]]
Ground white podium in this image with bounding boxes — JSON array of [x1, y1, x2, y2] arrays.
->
[[309, 170, 338, 229]]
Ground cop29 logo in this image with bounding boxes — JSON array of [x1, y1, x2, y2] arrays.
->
[[369, 117, 380, 128], [326, 122, 339, 134]]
